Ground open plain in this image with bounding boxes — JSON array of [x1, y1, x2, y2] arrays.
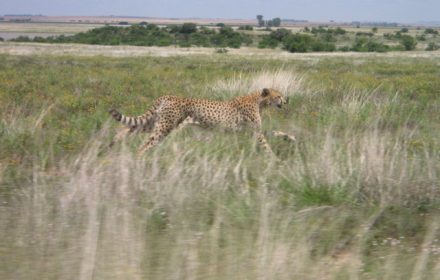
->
[[0, 21, 440, 279]]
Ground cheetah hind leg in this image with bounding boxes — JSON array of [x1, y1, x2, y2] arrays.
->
[[137, 117, 198, 157], [137, 121, 175, 157], [109, 126, 137, 148]]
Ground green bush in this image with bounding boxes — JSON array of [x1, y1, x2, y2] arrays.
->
[[416, 35, 426, 41], [238, 25, 253, 31], [338, 46, 351, 52], [424, 28, 439, 35], [399, 35, 417, 51], [180, 23, 197, 34], [282, 33, 335, 53], [270, 28, 291, 41], [356, 32, 374, 37], [258, 35, 279, 48], [426, 42, 440, 51], [351, 38, 390, 52]]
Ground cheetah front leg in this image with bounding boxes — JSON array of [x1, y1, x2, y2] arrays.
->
[[271, 130, 296, 142], [173, 116, 200, 133], [256, 131, 277, 157]]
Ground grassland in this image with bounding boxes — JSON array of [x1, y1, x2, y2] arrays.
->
[[0, 22, 103, 40], [0, 49, 439, 279]]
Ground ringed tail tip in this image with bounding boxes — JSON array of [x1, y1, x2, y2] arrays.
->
[[109, 108, 122, 121]]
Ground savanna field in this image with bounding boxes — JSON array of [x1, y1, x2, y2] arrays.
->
[[0, 50, 440, 279]]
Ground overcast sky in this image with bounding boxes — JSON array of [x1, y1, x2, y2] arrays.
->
[[2, 0, 439, 23]]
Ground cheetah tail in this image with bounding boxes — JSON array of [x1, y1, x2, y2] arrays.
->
[[109, 108, 142, 127]]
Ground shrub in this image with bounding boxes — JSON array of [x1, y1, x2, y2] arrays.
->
[[167, 25, 180, 33], [282, 33, 335, 53], [180, 23, 197, 34], [426, 42, 440, 51], [416, 35, 426, 41], [334, 27, 347, 35], [356, 32, 374, 37], [351, 38, 389, 52], [12, 35, 31, 42], [311, 41, 336, 52], [215, 48, 228, 53], [311, 26, 327, 34], [399, 35, 417, 51], [258, 35, 279, 48], [238, 25, 253, 31], [424, 28, 438, 35], [338, 46, 351, 52], [270, 28, 291, 41], [383, 33, 394, 40], [199, 26, 216, 35]]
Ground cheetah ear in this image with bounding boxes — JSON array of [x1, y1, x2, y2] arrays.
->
[[261, 88, 270, 97]]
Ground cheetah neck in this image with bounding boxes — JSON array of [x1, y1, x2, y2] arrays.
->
[[233, 92, 267, 109]]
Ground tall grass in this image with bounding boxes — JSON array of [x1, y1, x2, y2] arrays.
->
[[207, 69, 304, 99], [1, 54, 440, 279]]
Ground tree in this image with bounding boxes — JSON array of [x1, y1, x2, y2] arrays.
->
[[272, 18, 281, 27], [180, 23, 197, 34], [426, 42, 440, 51], [400, 35, 417, 50], [424, 28, 439, 35], [270, 28, 291, 41], [372, 27, 378, 33], [256, 15, 264, 27]]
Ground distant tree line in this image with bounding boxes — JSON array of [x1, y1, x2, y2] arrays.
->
[[258, 27, 420, 53], [11, 22, 435, 52], [11, 23, 253, 48], [256, 15, 281, 28], [258, 28, 336, 52]]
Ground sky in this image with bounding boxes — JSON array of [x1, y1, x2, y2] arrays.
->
[[2, 0, 439, 23]]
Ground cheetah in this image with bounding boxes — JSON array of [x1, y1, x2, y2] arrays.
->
[[109, 88, 292, 156]]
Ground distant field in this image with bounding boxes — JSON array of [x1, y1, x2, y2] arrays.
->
[[0, 22, 105, 40], [2, 15, 256, 25], [2, 20, 440, 54], [1, 41, 440, 58]]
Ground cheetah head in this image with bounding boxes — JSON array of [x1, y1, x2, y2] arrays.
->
[[261, 88, 288, 109]]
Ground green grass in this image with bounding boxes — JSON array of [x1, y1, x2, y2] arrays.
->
[[0, 53, 440, 279]]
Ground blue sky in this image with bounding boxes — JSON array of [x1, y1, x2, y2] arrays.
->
[[2, 0, 439, 23]]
